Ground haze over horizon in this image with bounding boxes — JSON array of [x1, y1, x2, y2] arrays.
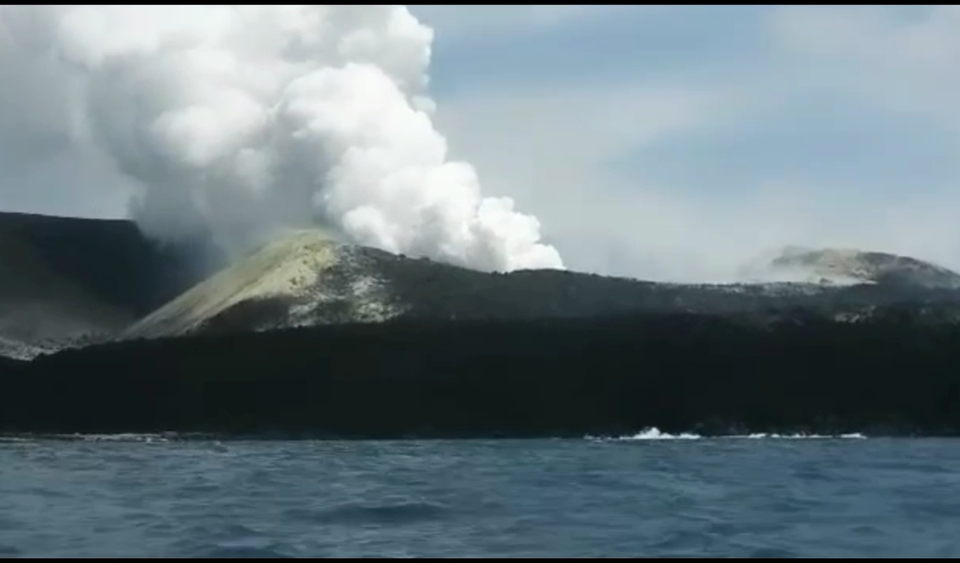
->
[[1, 5, 959, 282]]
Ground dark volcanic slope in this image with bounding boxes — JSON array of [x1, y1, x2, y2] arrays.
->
[[0, 211, 226, 357], [0, 222, 131, 352], [0, 211, 221, 316], [3, 313, 960, 437]]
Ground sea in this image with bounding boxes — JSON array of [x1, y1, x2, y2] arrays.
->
[[1, 431, 959, 558]]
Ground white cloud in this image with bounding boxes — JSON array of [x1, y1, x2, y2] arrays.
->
[[0, 5, 565, 271]]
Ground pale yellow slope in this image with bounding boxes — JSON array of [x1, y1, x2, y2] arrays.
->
[[123, 230, 343, 339]]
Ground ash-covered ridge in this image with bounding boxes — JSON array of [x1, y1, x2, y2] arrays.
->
[[767, 246, 960, 289], [737, 244, 960, 289]]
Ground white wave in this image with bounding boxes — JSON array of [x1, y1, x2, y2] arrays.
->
[[588, 427, 867, 441], [588, 428, 702, 441]]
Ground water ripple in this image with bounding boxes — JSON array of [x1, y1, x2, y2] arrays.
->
[[1, 437, 959, 557]]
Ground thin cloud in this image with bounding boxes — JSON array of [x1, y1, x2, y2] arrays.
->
[[426, 6, 960, 280], [409, 5, 657, 40]]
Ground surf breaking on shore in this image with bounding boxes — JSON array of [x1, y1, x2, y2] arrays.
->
[[588, 428, 868, 441]]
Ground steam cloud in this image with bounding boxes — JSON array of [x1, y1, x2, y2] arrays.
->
[[0, 5, 564, 272]]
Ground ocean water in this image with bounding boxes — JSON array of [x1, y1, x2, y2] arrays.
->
[[2, 432, 960, 558]]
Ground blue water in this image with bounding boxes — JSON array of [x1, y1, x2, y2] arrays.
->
[[1, 432, 959, 557]]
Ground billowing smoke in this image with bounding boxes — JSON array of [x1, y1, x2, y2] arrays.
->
[[0, 5, 564, 272]]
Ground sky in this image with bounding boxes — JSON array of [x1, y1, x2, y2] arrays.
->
[[2, 5, 960, 282], [405, 5, 960, 281]]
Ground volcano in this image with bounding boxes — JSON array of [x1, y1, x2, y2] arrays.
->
[[3, 211, 960, 357]]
